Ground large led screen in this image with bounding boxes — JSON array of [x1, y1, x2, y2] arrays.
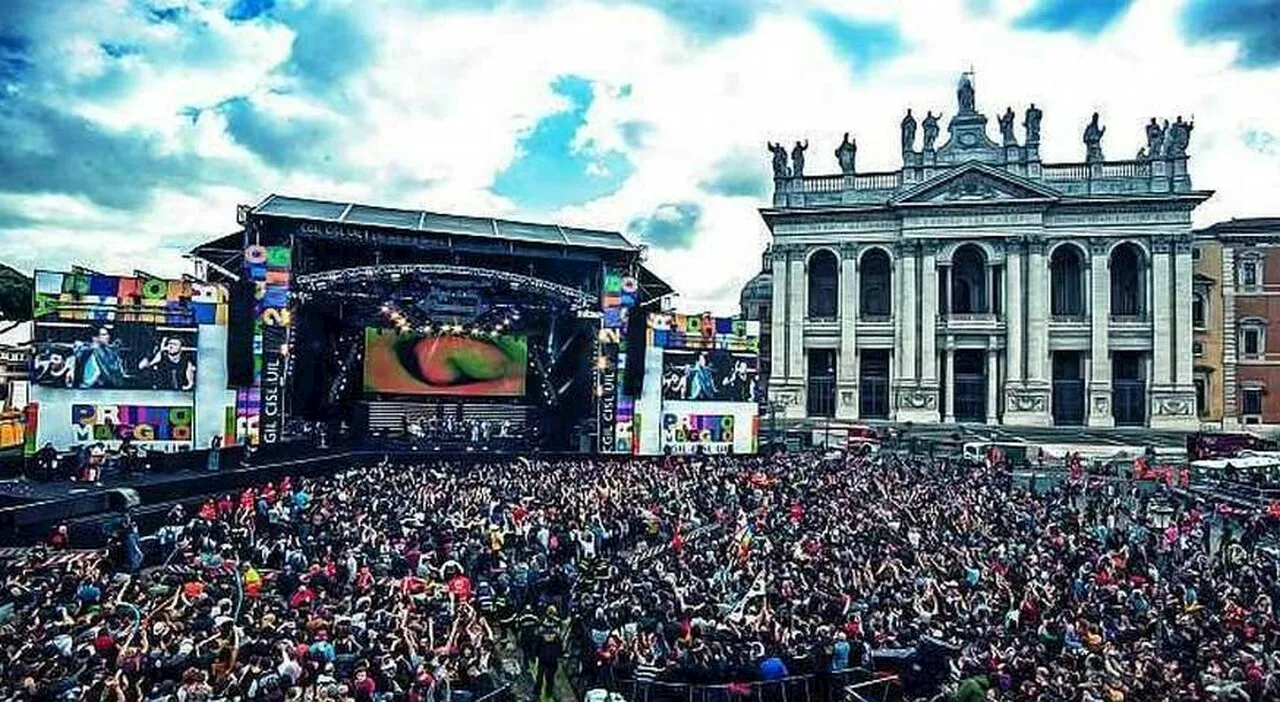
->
[[363, 328, 528, 397], [33, 322, 198, 391], [661, 349, 757, 402]]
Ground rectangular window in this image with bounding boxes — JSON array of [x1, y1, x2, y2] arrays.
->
[[1243, 387, 1263, 416], [1194, 378, 1206, 417], [1193, 341, 1204, 356], [1243, 262, 1258, 287], [1244, 329, 1261, 357], [1192, 246, 1201, 261]]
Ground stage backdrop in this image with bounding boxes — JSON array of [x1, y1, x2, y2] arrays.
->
[[634, 313, 760, 455], [363, 327, 528, 397], [28, 270, 235, 453]]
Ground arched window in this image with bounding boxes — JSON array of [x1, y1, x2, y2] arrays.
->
[[1192, 292, 1207, 329], [1109, 243, 1146, 317], [1050, 245, 1086, 317], [807, 250, 838, 320], [951, 244, 988, 314], [859, 248, 891, 319]]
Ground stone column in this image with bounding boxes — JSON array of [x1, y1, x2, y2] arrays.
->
[[1151, 236, 1199, 429], [1174, 238, 1194, 386], [920, 243, 939, 388], [837, 243, 858, 419], [900, 244, 918, 382], [1026, 238, 1049, 383], [986, 262, 997, 316], [1004, 238, 1052, 427], [893, 250, 905, 377], [895, 242, 935, 423], [986, 346, 999, 424], [1005, 242, 1024, 384], [787, 247, 806, 417], [944, 345, 956, 423], [1151, 238, 1173, 386], [769, 245, 789, 381], [1088, 239, 1114, 426]]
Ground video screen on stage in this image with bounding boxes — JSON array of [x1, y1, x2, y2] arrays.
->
[[363, 327, 528, 397], [661, 349, 757, 402], [33, 322, 198, 391]]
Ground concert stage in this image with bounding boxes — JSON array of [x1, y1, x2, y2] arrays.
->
[[191, 194, 671, 455]]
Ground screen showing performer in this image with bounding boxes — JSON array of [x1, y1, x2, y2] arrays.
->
[[136, 336, 197, 391], [32, 323, 198, 390], [363, 327, 528, 397], [661, 349, 757, 402]]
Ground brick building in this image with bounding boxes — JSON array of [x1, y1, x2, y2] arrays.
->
[[1196, 218, 1280, 429], [1191, 238, 1224, 424]]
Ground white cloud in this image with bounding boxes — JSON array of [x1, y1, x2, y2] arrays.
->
[[5, 0, 1280, 317]]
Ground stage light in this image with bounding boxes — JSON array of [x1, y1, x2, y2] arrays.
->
[[279, 343, 290, 356]]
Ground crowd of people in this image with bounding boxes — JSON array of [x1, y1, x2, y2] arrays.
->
[[1, 447, 1279, 701]]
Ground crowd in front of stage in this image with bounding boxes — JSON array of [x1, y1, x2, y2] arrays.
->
[[2, 446, 1279, 702]]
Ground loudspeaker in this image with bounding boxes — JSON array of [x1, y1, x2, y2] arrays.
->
[[226, 280, 255, 386], [622, 305, 647, 396], [290, 305, 326, 419]]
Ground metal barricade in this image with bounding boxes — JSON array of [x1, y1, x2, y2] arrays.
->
[[596, 670, 899, 702]]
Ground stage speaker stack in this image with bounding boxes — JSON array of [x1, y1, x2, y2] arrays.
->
[[290, 306, 326, 419], [226, 280, 255, 387], [622, 305, 647, 396]]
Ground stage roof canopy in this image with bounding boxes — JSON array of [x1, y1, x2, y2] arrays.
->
[[189, 195, 674, 300], [252, 194, 640, 252]]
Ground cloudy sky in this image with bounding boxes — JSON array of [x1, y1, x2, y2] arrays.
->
[[2, 0, 1279, 313]]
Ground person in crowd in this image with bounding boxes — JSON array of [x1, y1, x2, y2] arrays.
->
[[1, 450, 1279, 702]]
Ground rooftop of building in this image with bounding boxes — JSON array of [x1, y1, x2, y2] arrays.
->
[[249, 194, 640, 252], [1195, 217, 1280, 238], [767, 73, 1207, 211]]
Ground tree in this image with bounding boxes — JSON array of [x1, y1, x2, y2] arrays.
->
[[0, 264, 32, 331]]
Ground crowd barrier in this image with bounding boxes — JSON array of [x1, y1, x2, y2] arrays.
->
[[587, 670, 900, 702]]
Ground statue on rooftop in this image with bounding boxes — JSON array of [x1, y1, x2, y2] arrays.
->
[[957, 73, 975, 113], [922, 112, 940, 151], [791, 140, 809, 177], [901, 109, 917, 152], [1144, 118, 1164, 160], [999, 107, 1017, 146], [1024, 103, 1042, 145], [1166, 116, 1194, 158], [1083, 112, 1105, 162], [767, 141, 790, 178], [835, 133, 857, 175]]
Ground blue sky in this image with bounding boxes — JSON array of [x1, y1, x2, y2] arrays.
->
[[1, 0, 1279, 312]]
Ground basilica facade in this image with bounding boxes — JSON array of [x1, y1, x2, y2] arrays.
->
[[762, 74, 1207, 429]]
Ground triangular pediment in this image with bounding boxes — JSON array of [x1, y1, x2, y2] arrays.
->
[[892, 162, 1061, 205]]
